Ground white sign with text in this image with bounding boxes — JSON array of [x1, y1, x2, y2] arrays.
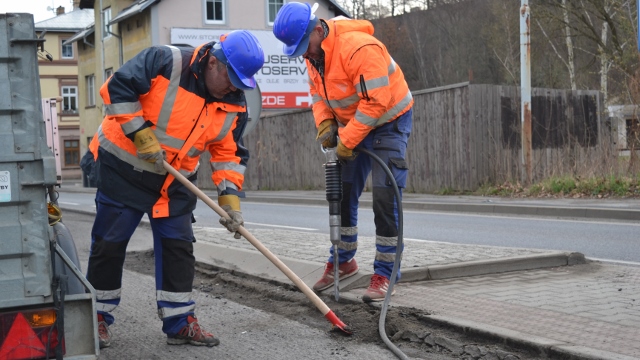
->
[[0, 171, 10, 202]]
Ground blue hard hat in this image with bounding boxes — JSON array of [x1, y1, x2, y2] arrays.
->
[[273, 2, 318, 58], [213, 30, 265, 90]]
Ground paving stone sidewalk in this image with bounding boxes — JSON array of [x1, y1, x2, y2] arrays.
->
[[192, 226, 555, 269], [365, 262, 640, 360]]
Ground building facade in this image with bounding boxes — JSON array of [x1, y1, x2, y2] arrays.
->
[[35, 1, 94, 180]]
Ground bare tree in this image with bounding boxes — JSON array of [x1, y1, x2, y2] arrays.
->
[[390, 0, 398, 16], [337, 0, 365, 19], [403, 12, 431, 87], [534, 12, 577, 90], [487, 0, 520, 85], [563, 0, 577, 90], [536, 0, 637, 105]]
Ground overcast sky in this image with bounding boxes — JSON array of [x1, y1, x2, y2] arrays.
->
[[0, 0, 77, 24]]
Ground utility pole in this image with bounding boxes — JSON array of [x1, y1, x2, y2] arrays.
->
[[520, 0, 532, 184]]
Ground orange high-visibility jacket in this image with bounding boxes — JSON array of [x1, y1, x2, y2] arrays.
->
[[307, 18, 413, 149], [89, 42, 250, 218]]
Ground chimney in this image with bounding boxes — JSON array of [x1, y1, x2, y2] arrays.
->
[[56, 6, 65, 15], [73, 0, 81, 10]]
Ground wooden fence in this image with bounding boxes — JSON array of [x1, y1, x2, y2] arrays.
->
[[198, 83, 614, 192]]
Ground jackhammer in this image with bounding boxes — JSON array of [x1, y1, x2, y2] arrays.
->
[[322, 146, 342, 301]]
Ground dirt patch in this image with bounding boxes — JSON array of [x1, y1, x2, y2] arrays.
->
[[125, 249, 545, 360]]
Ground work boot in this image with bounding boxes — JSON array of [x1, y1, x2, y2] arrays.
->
[[166, 315, 220, 347], [97, 314, 111, 349], [362, 274, 396, 303], [312, 258, 359, 291]]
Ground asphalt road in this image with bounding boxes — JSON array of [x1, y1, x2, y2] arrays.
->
[[58, 192, 640, 263]]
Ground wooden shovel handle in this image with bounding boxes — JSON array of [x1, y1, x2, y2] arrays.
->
[[162, 160, 331, 315]]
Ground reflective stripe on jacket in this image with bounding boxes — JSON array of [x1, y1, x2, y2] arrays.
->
[[89, 42, 250, 218], [308, 18, 413, 149]]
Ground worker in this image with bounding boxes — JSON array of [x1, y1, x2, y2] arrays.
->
[[81, 30, 264, 348], [273, 2, 413, 303]]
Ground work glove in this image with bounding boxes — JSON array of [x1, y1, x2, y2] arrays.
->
[[337, 137, 358, 162], [316, 119, 338, 148], [218, 194, 243, 239], [133, 127, 165, 172]]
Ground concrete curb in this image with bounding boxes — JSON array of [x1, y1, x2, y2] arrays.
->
[[400, 251, 586, 283], [416, 315, 638, 360], [191, 243, 586, 292]]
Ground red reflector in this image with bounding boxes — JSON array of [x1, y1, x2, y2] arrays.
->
[[0, 313, 47, 359]]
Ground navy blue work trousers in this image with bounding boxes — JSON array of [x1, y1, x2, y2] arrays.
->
[[328, 108, 412, 281], [86, 191, 196, 335]]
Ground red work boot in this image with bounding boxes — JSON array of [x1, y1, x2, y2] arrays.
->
[[312, 258, 359, 291], [362, 274, 396, 303], [97, 314, 111, 349], [166, 315, 220, 347]]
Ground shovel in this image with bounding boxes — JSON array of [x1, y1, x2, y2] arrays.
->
[[162, 160, 352, 334]]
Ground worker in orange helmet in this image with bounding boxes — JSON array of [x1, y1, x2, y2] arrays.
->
[[273, 2, 413, 303]]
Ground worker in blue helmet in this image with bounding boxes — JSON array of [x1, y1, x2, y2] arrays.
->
[[82, 30, 264, 349], [273, 2, 414, 303]]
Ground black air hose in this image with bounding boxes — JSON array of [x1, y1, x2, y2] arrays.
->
[[355, 147, 408, 360]]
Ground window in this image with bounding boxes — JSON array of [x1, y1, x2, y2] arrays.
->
[[64, 140, 80, 166], [105, 68, 113, 81], [268, 0, 284, 25], [61, 40, 73, 59], [103, 7, 112, 38], [86, 75, 95, 107], [61, 86, 78, 113], [205, 0, 225, 24]]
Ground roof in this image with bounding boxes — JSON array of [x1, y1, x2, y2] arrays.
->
[[326, 0, 350, 17], [109, 0, 161, 25], [62, 23, 95, 45], [34, 8, 94, 32]]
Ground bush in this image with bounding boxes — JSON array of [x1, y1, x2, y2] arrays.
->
[[471, 175, 639, 198]]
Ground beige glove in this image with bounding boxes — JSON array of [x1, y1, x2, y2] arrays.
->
[[218, 195, 243, 239], [337, 137, 358, 162], [133, 127, 165, 172], [316, 119, 338, 148]]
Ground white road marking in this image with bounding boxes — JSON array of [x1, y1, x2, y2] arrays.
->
[[404, 209, 640, 227], [243, 222, 317, 231], [404, 237, 458, 244], [588, 257, 640, 267]]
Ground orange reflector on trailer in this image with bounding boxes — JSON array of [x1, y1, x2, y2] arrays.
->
[[25, 310, 56, 327]]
